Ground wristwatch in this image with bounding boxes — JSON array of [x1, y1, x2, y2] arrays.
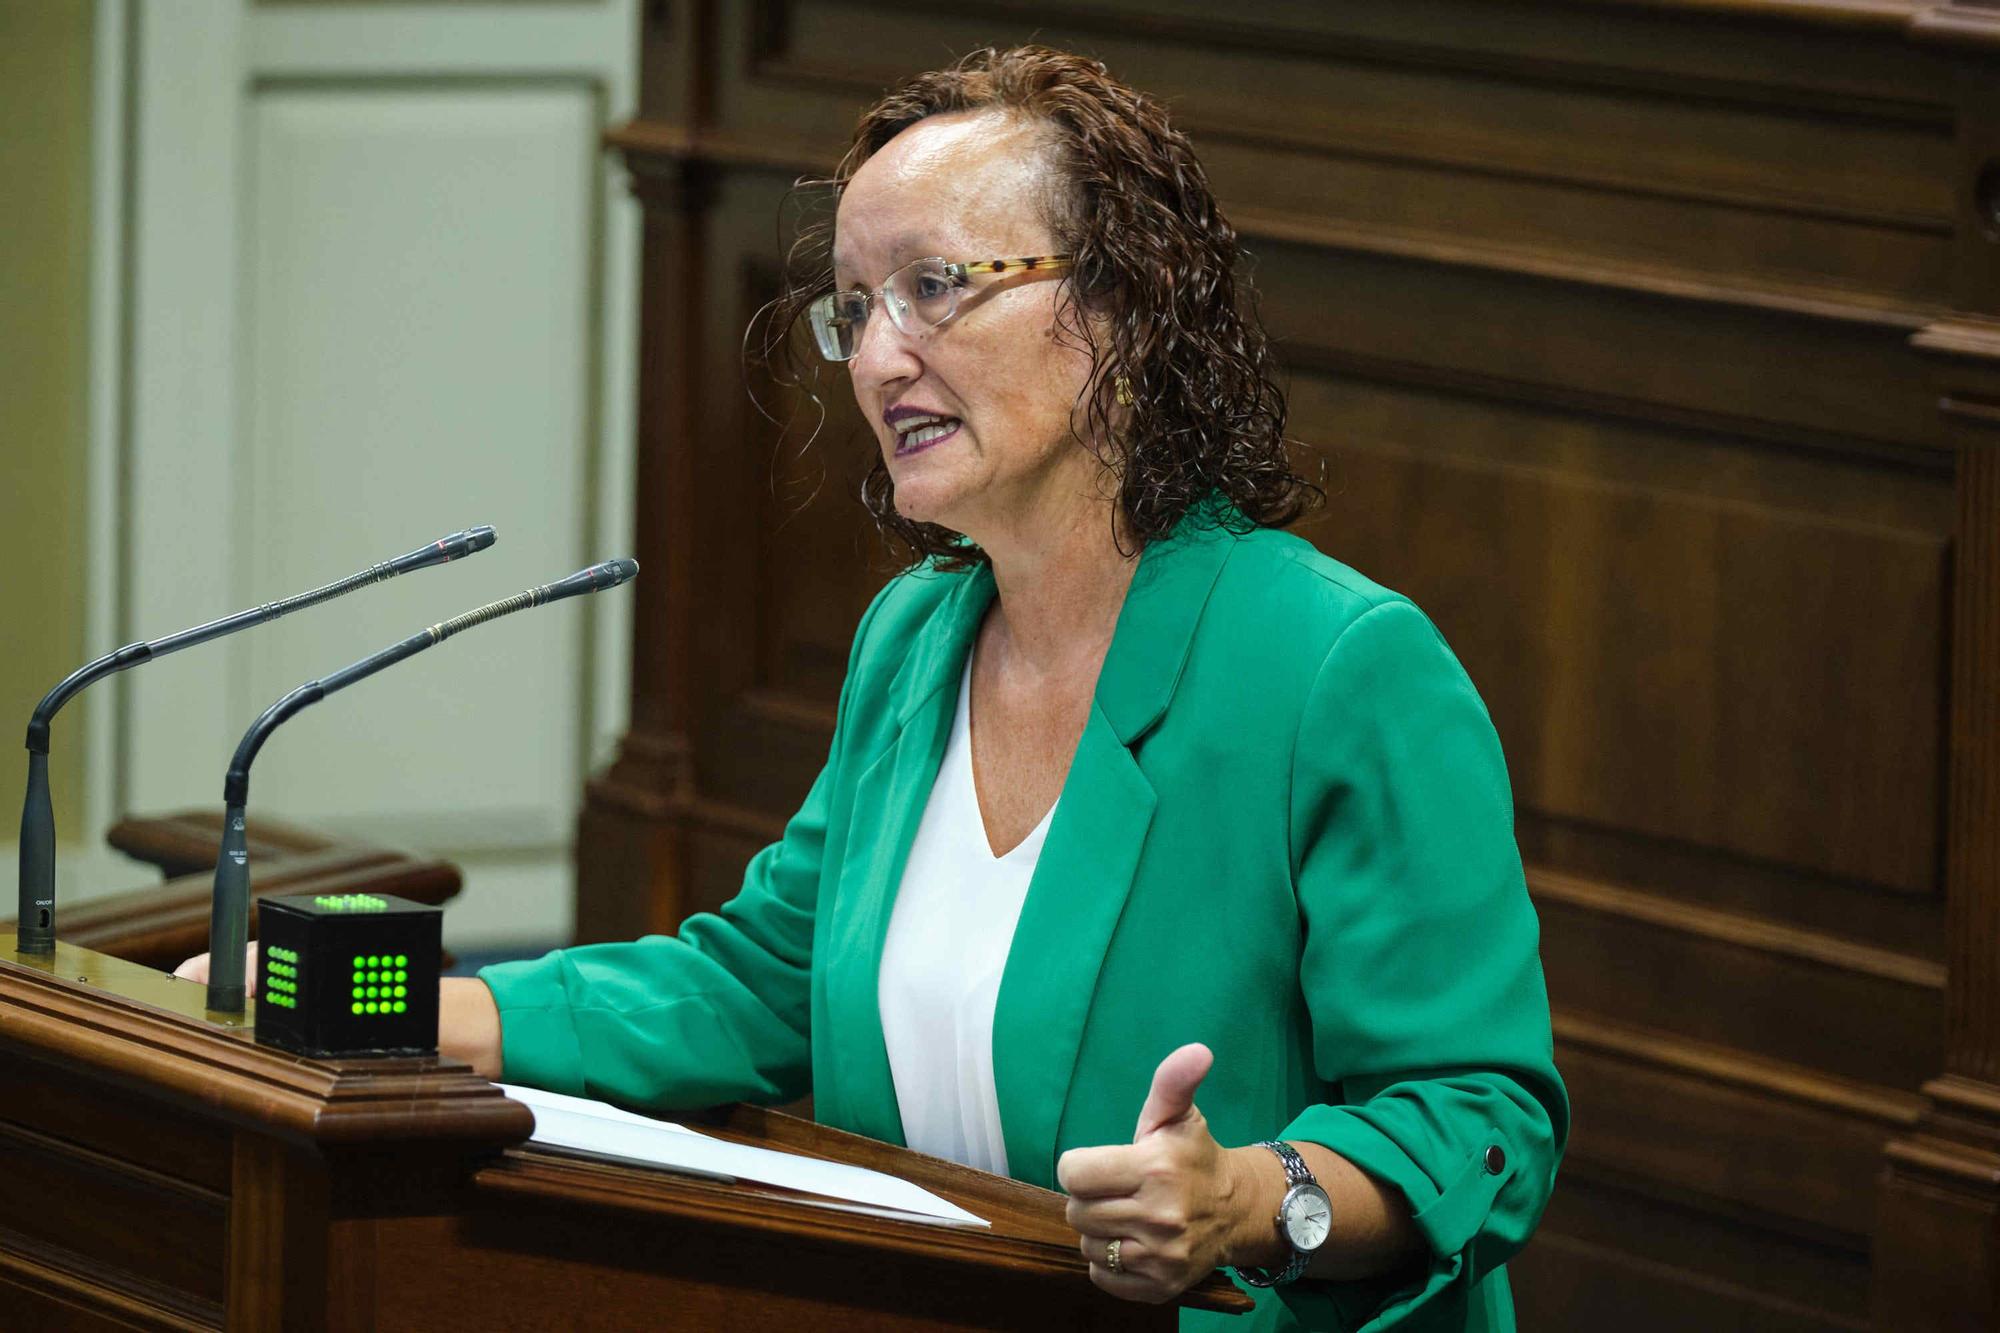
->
[[1236, 1140, 1333, 1287]]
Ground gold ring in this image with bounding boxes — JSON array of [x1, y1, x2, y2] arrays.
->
[[1106, 1237, 1123, 1274]]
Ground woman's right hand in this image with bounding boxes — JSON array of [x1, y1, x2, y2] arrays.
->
[[440, 977, 504, 1079], [173, 943, 259, 995]]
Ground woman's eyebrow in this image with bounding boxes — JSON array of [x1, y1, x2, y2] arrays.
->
[[831, 234, 942, 283]]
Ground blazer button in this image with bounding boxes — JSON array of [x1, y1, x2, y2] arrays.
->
[[1483, 1145, 1506, 1174]]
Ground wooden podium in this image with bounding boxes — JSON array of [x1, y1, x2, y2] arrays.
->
[[0, 822, 1249, 1330]]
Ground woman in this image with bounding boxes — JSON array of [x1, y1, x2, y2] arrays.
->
[[189, 46, 1566, 1332]]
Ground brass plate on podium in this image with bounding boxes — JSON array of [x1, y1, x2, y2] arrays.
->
[[1, 927, 253, 1029]]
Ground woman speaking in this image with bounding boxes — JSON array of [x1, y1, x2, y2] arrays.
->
[[187, 44, 1566, 1333]]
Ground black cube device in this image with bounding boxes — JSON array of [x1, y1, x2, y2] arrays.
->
[[254, 892, 441, 1058]]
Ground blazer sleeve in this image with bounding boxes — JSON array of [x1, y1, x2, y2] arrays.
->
[[476, 585, 891, 1111], [1275, 599, 1569, 1332]]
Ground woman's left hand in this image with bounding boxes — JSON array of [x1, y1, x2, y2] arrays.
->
[[1057, 1043, 1279, 1303]]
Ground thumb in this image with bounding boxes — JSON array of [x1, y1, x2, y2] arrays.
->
[[1134, 1042, 1214, 1140]]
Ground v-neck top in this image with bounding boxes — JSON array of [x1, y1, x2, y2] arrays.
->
[[876, 652, 1058, 1174]]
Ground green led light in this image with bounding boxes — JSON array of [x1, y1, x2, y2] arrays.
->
[[314, 894, 388, 913], [350, 1001, 363, 1014], [352, 954, 365, 967], [394, 955, 408, 967], [393, 970, 407, 983], [392, 1001, 407, 1014], [365, 971, 379, 983], [367, 1002, 380, 1014], [392, 985, 406, 999]]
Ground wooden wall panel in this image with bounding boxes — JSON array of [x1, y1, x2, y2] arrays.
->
[[0, 1050, 231, 1324], [587, 2, 2000, 1326], [1290, 372, 1951, 893]]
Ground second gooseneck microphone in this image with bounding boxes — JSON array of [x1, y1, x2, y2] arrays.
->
[[204, 557, 639, 1013], [16, 526, 497, 955]]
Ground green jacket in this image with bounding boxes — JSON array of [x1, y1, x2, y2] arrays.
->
[[483, 506, 1567, 1331]]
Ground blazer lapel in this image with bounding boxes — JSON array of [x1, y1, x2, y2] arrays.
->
[[818, 564, 996, 1146], [990, 513, 1238, 1186]]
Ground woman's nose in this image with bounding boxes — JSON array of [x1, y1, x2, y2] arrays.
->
[[850, 307, 924, 385]]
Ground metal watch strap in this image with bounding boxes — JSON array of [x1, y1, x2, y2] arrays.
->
[[1236, 1140, 1318, 1288]]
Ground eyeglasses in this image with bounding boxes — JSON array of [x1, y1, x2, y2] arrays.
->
[[807, 254, 1073, 362]]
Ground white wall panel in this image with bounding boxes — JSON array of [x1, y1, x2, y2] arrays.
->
[[123, 0, 245, 818], [238, 85, 596, 846], [99, 1, 638, 948]]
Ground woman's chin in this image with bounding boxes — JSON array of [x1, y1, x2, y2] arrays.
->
[[886, 476, 962, 530]]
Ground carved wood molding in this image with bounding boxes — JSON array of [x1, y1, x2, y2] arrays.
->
[[1581, 0, 1921, 29], [1909, 2, 2000, 50], [752, 0, 1953, 113], [1533, 868, 1945, 989], [1280, 343, 1952, 469], [1556, 1010, 1924, 1124], [606, 118, 1952, 337], [0, 1218, 222, 1331], [1913, 313, 2000, 357]]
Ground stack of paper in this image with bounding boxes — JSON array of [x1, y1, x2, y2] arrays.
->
[[499, 1084, 988, 1229]]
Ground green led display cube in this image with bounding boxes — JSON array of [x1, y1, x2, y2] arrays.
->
[[253, 891, 441, 1058]]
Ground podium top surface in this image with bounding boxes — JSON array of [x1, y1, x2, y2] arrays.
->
[[0, 931, 1250, 1315], [480, 1103, 1253, 1314]]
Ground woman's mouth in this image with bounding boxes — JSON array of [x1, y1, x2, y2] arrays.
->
[[892, 415, 962, 457]]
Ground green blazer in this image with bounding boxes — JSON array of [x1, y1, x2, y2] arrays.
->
[[484, 504, 1567, 1332]]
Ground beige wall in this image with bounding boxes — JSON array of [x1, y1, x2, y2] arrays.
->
[[0, 4, 94, 840]]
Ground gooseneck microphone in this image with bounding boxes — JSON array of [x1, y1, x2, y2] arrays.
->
[[203, 557, 638, 1013], [15, 526, 497, 955]]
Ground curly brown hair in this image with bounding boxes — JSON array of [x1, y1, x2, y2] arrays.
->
[[754, 45, 1319, 570]]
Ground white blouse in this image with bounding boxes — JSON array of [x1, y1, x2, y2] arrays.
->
[[876, 653, 1056, 1176]]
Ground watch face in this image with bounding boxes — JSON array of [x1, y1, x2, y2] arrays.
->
[[1283, 1184, 1333, 1251]]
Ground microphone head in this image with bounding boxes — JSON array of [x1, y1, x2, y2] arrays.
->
[[537, 557, 641, 606], [392, 525, 500, 574]]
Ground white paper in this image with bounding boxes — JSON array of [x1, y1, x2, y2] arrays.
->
[[499, 1083, 988, 1228]]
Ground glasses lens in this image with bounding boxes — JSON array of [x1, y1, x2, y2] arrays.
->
[[886, 259, 960, 333], [808, 293, 864, 362]]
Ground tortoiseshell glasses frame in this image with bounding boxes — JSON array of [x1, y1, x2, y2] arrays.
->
[[807, 254, 1074, 362]]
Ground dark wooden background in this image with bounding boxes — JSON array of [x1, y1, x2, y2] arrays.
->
[[578, 2, 2000, 1327]]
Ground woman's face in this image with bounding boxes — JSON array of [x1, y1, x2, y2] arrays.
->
[[833, 112, 1100, 542]]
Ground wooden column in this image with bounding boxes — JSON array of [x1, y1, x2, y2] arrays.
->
[[575, 146, 714, 945], [574, 0, 721, 944], [1876, 321, 2000, 1330], [1876, 13, 2000, 1322]]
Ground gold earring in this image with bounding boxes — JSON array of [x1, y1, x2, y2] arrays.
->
[[1114, 374, 1134, 407]]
